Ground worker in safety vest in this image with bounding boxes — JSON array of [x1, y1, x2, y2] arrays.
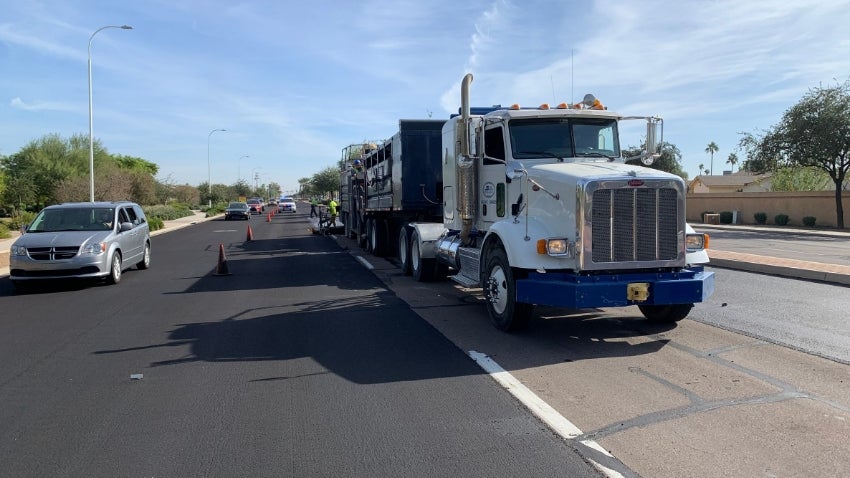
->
[[328, 198, 338, 226], [310, 197, 319, 217]]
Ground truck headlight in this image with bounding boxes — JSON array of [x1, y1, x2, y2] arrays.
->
[[686, 233, 709, 251], [537, 238, 572, 256]]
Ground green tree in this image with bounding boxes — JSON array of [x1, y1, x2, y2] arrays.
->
[[625, 141, 688, 179], [726, 152, 739, 173], [743, 80, 850, 228], [770, 166, 831, 192], [298, 177, 312, 197], [312, 166, 341, 197], [704, 141, 719, 176], [698, 163, 704, 176]]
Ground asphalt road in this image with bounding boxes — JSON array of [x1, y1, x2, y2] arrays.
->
[[695, 225, 850, 266], [0, 213, 599, 478]]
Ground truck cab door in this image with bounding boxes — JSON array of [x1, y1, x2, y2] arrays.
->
[[480, 125, 508, 226]]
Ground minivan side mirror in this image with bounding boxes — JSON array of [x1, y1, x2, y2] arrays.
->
[[119, 222, 133, 232]]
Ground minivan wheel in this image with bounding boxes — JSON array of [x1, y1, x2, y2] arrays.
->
[[108, 252, 122, 285], [137, 242, 151, 270]]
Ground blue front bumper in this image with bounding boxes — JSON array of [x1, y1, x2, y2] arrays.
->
[[515, 267, 715, 309]]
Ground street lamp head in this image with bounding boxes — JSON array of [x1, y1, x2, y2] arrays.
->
[[121, 25, 133, 30]]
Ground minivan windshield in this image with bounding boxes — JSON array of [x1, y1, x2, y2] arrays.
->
[[28, 207, 115, 232]]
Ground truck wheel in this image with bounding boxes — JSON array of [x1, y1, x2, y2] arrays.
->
[[398, 227, 412, 275], [370, 218, 388, 257], [343, 212, 352, 238], [411, 230, 436, 282], [638, 304, 693, 323], [484, 248, 532, 332], [365, 218, 374, 253]]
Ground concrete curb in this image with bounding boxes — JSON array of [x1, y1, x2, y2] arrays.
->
[[708, 250, 850, 286]]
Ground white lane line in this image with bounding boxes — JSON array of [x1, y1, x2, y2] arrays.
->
[[468, 350, 625, 478], [355, 255, 374, 270]]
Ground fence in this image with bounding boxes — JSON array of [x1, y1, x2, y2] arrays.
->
[[686, 191, 850, 228]]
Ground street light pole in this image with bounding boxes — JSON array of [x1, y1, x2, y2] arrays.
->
[[251, 168, 261, 194], [88, 24, 133, 202], [207, 128, 226, 208], [238, 155, 250, 184]]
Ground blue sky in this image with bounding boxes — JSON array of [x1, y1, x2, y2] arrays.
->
[[2, 0, 849, 194]]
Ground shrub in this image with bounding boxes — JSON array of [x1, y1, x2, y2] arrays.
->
[[719, 211, 733, 224], [774, 214, 790, 226], [9, 211, 36, 231], [0, 223, 10, 239], [754, 212, 767, 224], [143, 205, 196, 221], [206, 204, 225, 217], [148, 216, 164, 231], [802, 216, 817, 227]]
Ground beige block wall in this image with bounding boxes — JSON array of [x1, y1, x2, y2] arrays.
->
[[686, 191, 850, 227]]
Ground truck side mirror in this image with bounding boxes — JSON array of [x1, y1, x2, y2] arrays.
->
[[646, 120, 657, 156]]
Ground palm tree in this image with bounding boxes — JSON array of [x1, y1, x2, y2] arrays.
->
[[726, 153, 739, 173], [698, 163, 705, 176], [704, 142, 719, 176]]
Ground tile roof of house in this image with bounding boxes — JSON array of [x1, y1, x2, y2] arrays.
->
[[692, 171, 772, 187]]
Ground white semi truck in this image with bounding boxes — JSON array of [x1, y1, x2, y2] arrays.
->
[[339, 73, 714, 331]]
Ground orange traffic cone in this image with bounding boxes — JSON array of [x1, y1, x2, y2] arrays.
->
[[246, 224, 254, 241], [213, 243, 231, 276]]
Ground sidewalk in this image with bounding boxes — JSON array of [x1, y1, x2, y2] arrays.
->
[[2, 216, 850, 286], [0, 211, 214, 277]]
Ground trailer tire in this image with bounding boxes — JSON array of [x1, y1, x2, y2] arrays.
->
[[638, 304, 693, 323], [411, 230, 436, 282], [484, 248, 532, 332], [369, 218, 389, 257], [343, 212, 352, 238], [364, 218, 374, 253], [398, 226, 412, 275]]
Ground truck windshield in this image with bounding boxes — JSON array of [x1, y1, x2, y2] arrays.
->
[[509, 118, 619, 160]]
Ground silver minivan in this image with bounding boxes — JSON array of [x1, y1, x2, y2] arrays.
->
[[9, 201, 151, 291]]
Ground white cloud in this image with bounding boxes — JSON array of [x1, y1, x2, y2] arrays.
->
[[10, 97, 76, 112]]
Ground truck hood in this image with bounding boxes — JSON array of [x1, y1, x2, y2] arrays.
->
[[528, 160, 681, 182]]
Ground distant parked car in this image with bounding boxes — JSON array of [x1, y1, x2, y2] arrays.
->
[[246, 198, 263, 214], [224, 202, 250, 220], [278, 197, 297, 212], [8, 201, 151, 292]]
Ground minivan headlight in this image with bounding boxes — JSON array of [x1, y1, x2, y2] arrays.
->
[[11, 245, 27, 256], [82, 242, 107, 254]]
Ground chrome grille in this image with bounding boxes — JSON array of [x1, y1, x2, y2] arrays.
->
[[591, 188, 679, 263], [27, 246, 80, 261]]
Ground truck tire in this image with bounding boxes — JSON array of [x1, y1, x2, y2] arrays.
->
[[365, 218, 374, 253], [411, 230, 436, 282], [343, 212, 352, 238], [638, 304, 693, 323], [398, 226, 412, 275], [483, 248, 532, 332], [369, 218, 388, 257]]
